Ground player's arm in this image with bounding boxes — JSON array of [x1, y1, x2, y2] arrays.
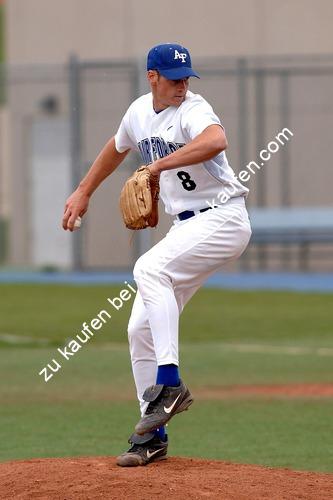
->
[[149, 124, 227, 175], [62, 136, 130, 231]]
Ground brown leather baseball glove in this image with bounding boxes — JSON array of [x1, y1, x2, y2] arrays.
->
[[119, 166, 160, 230]]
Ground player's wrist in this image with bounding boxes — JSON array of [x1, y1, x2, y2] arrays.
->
[[77, 181, 93, 198], [149, 161, 162, 176]]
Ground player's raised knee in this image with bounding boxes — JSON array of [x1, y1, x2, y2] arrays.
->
[[133, 256, 152, 283]]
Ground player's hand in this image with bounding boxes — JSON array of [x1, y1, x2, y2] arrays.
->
[[62, 188, 90, 231]]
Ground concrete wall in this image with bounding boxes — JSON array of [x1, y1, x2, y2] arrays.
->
[[6, 0, 333, 64]]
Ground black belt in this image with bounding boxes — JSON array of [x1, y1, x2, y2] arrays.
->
[[177, 196, 245, 221], [177, 205, 218, 221]]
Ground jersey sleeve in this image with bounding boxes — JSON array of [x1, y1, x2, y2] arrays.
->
[[114, 107, 138, 153], [181, 98, 224, 141]]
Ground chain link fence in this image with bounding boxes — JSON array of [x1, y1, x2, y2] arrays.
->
[[1, 54, 333, 271]]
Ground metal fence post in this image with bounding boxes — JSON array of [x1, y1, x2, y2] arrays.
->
[[133, 58, 154, 259], [279, 71, 292, 269], [0, 62, 7, 264], [69, 54, 83, 270], [255, 68, 267, 269], [280, 71, 291, 207], [237, 58, 248, 174], [237, 58, 251, 271], [255, 69, 266, 207]]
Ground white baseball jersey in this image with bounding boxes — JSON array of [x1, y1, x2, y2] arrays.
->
[[115, 90, 249, 216]]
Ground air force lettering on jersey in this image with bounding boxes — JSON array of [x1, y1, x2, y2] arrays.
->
[[138, 137, 185, 164], [115, 90, 249, 215]]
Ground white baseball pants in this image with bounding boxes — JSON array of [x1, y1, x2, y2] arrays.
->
[[128, 196, 252, 414]]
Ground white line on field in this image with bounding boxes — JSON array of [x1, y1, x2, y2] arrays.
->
[[0, 333, 332, 357], [0, 333, 51, 346], [220, 343, 333, 356]]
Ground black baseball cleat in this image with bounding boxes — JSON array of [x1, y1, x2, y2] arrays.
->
[[116, 432, 168, 467], [135, 379, 193, 435]]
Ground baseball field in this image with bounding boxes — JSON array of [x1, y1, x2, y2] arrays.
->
[[0, 283, 332, 499]]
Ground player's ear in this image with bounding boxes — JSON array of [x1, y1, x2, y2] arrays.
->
[[147, 70, 159, 85]]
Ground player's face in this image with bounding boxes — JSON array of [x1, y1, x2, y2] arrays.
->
[[148, 71, 190, 111]]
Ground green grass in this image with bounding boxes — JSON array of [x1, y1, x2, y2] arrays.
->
[[0, 285, 132, 345], [176, 400, 333, 471], [0, 285, 332, 346], [0, 285, 332, 471], [0, 345, 332, 401], [1, 398, 332, 472]]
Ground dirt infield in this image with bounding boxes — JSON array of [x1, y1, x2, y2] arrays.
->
[[2, 384, 332, 499], [195, 383, 333, 399], [1, 456, 332, 500]]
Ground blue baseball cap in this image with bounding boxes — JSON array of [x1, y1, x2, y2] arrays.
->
[[147, 43, 200, 80]]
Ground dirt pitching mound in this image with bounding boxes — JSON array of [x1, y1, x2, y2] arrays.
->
[[1, 456, 332, 500]]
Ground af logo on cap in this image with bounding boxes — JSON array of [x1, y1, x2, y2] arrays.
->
[[147, 43, 200, 79], [174, 49, 187, 63]]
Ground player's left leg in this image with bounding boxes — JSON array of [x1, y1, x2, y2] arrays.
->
[[132, 198, 251, 434], [116, 289, 169, 466]]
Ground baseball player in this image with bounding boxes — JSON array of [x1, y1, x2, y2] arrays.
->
[[62, 43, 252, 467]]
